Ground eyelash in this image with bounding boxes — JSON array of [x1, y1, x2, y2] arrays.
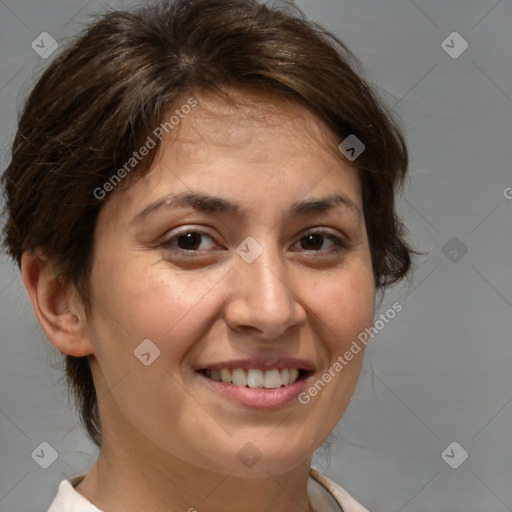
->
[[160, 228, 349, 257]]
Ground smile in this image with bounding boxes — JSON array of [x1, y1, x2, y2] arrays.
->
[[194, 358, 315, 408], [201, 368, 302, 388]]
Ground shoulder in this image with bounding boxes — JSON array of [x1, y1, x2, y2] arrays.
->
[[46, 475, 102, 512], [309, 468, 371, 512]]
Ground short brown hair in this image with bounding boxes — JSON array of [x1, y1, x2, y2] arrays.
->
[[1, 0, 413, 447]]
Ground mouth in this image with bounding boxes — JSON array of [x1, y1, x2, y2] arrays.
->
[[196, 367, 312, 389], [193, 360, 315, 409]]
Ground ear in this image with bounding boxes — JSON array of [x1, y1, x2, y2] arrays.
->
[[21, 248, 94, 357]]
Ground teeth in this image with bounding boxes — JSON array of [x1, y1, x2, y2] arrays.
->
[[232, 368, 247, 387], [247, 369, 264, 388], [204, 368, 303, 388], [220, 369, 231, 383], [264, 369, 282, 388]]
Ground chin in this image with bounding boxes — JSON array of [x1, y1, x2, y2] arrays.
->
[[222, 439, 315, 479]]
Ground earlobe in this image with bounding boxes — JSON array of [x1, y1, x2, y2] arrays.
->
[[20, 248, 94, 357]]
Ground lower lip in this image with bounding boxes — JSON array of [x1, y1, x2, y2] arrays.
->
[[195, 372, 311, 409]]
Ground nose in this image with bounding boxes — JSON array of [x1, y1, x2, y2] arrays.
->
[[223, 241, 307, 339]]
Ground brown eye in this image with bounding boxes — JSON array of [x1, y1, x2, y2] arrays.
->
[[176, 232, 202, 250], [293, 230, 348, 253], [161, 230, 217, 253], [300, 233, 325, 251]]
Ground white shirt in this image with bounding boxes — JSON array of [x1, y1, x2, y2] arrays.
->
[[47, 469, 370, 512]]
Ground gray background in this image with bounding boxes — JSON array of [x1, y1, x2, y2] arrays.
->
[[0, 0, 511, 511]]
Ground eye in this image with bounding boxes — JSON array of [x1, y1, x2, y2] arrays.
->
[[161, 229, 218, 254], [291, 230, 348, 253]]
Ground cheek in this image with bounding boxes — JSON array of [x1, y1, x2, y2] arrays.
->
[[86, 260, 218, 422], [297, 269, 374, 420], [309, 262, 375, 340], [330, 281, 375, 341], [304, 260, 374, 390], [89, 257, 227, 362]]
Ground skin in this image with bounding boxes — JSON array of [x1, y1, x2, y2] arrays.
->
[[22, 88, 376, 512]]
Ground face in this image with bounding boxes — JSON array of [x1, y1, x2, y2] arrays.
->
[[84, 89, 375, 478]]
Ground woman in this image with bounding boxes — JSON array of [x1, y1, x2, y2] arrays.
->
[[1, 0, 413, 510]]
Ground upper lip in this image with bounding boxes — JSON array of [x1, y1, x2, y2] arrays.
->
[[194, 358, 315, 372]]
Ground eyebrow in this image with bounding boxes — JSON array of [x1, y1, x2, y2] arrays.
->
[[130, 191, 362, 226]]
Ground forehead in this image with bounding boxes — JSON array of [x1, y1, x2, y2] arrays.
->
[[168, 88, 344, 163], [99, 88, 360, 225]]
